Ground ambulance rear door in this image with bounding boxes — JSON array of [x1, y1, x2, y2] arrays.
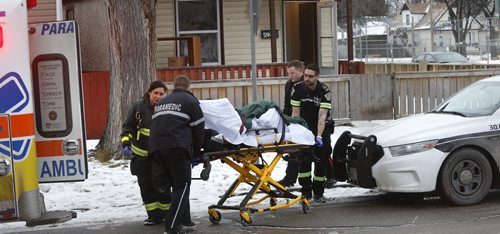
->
[[0, 0, 33, 220], [29, 21, 88, 183]]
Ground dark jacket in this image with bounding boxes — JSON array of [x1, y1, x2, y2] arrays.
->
[[121, 99, 154, 157], [149, 89, 205, 159], [283, 75, 304, 116], [290, 80, 332, 135]]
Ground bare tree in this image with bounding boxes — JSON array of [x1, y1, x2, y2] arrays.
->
[[338, 0, 390, 26], [97, 0, 158, 161], [386, 0, 404, 16], [439, 0, 495, 55]]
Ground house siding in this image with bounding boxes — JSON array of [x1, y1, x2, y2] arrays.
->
[[223, 0, 283, 65], [156, 0, 176, 69], [28, 0, 57, 23], [67, 0, 335, 71], [320, 6, 334, 67], [155, 0, 285, 67]]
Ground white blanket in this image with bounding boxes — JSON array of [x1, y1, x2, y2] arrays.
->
[[200, 98, 314, 147]]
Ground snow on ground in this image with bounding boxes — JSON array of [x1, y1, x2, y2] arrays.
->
[[1, 120, 391, 232]]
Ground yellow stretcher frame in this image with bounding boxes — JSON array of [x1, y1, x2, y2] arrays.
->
[[203, 143, 312, 226]]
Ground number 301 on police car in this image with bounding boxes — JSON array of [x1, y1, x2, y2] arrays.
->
[[490, 124, 500, 130]]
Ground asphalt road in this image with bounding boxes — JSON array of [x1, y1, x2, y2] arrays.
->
[[7, 190, 500, 234]]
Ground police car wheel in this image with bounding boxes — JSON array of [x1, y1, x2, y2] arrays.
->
[[437, 148, 492, 206]]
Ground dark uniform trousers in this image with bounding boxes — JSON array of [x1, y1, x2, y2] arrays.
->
[[151, 148, 192, 231], [282, 159, 300, 183], [298, 132, 332, 198], [131, 156, 171, 219]]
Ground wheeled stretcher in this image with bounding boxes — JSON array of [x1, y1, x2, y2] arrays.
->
[[198, 128, 312, 226], [196, 98, 316, 225]]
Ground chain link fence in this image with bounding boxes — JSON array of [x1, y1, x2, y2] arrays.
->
[[338, 17, 500, 63]]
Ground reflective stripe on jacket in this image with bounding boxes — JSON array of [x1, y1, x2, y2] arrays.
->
[[121, 100, 154, 157]]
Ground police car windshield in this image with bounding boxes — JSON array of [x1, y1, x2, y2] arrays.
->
[[432, 81, 500, 117]]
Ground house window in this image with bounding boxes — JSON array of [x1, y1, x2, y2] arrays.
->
[[406, 14, 410, 25], [467, 32, 475, 45], [176, 0, 221, 65]]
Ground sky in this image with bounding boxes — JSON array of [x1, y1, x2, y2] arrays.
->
[[0, 120, 390, 233]]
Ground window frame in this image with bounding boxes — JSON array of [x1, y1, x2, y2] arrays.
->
[[175, 0, 222, 66]]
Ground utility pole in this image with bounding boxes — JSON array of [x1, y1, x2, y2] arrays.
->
[[269, 0, 277, 62], [250, 0, 257, 102], [346, 0, 353, 73], [429, 0, 434, 51], [332, 0, 338, 74]]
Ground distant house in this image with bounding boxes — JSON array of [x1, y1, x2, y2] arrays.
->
[[400, 2, 427, 29], [394, 2, 489, 55], [400, 2, 489, 54], [352, 17, 389, 58]]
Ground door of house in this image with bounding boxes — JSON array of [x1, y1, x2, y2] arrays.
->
[[284, 1, 318, 65]]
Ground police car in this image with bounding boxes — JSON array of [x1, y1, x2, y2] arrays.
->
[[334, 76, 500, 205]]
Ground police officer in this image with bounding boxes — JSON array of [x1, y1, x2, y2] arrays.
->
[[121, 80, 171, 225], [290, 63, 334, 203], [149, 75, 205, 234], [278, 60, 304, 187]]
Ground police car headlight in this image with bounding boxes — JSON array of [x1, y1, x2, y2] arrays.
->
[[389, 140, 438, 157]]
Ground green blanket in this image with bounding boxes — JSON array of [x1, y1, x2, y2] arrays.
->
[[236, 99, 309, 129]]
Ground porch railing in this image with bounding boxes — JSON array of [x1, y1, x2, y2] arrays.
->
[[156, 63, 288, 81]]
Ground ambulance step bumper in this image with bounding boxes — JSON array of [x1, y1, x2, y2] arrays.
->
[[25, 210, 76, 227]]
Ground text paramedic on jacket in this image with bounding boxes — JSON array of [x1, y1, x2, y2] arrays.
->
[[120, 80, 171, 226], [149, 75, 205, 234]]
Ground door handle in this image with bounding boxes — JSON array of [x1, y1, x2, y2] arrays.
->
[[62, 139, 80, 155], [0, 158, 10, 176]]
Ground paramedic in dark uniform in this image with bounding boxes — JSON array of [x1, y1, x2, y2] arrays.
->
[[290, 63, 333, 203], [278, 60, 304, 187], [149, 75, 205, 234], [120, 80, 171, 225]]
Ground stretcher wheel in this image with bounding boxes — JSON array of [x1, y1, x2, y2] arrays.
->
[[240, 212, 252, 226], [270, 197, 277, 207], [208, 209, 221, 225], [301, 200, 310, 214]]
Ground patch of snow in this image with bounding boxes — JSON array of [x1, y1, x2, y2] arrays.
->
[[1, 120, 391, 231]]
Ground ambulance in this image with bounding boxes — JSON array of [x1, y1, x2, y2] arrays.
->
[[0, 0, 88, 224]]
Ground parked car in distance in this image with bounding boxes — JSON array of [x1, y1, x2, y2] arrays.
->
[[412, 51, 471, 63]]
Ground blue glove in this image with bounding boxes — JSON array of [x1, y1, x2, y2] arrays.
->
[[122, 146, 132, 156], [191, 160, 199, 168], [315, 136, 323, 147]]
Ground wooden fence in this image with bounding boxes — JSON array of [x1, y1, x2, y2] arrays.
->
[[393, 69, 500, 118], [347, 74, 393, 120], [365, 63, 500, 75], [82, 71, 109, 139], [164, 77, 352, 121], [81, 68, 500, 139]]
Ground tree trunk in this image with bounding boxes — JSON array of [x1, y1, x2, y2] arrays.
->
[[98, 0, 157, 161]]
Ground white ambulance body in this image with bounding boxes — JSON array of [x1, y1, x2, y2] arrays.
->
[[0, 0, 87, 222]]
